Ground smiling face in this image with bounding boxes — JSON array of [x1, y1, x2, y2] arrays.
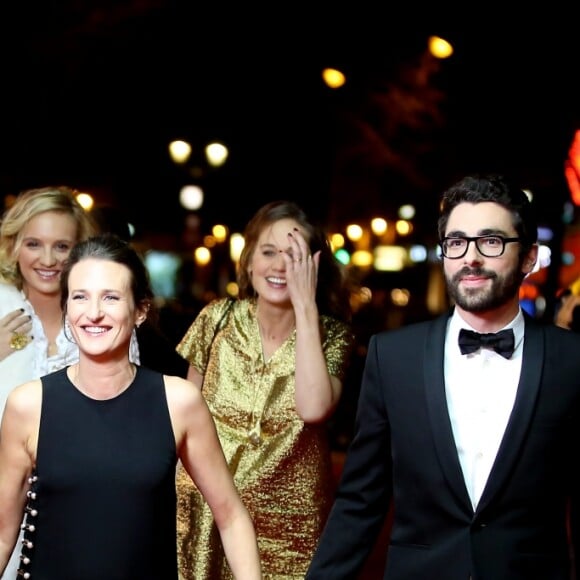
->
[[443, 202, 537, 318], [66, 258, 145, 358], [249, 218, 306, 305], [17, 210, 79, 299]]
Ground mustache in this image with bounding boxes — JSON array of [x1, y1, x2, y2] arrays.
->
[[452, 266, 496, 284]]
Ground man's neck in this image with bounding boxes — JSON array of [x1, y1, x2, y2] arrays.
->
[[454, 301, 521, 334]]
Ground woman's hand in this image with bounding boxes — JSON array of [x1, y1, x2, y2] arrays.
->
[[0, 309, 33, 362], [282, 228, 319, 309]]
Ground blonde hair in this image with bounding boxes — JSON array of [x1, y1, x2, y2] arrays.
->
[[0, 186, 98, 288]]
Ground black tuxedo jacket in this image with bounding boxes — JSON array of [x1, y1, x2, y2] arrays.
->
[[307, 310, 580, 580]]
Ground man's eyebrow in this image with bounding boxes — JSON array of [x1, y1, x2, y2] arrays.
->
[[445, 227, 511, 237]]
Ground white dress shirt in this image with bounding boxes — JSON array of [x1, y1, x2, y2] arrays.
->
[[444, 308, 524, 510]]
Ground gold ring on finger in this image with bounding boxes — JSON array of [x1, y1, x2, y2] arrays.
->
[[10, 332, 29, 351]]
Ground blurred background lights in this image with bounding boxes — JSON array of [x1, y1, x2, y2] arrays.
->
[[391, 287, 411, 306], [395, 220, 413, 236], [531, 244, 552, 273], [225, 281, 239, 297], [398, 204, 416, 219], [194, 246, 211, 265], [346, 224, 363, 241], [374, 246, 407, 271], [179, 185, 204, 210], [371, 217, 387, 235], [351, 250, 373, 267], [75, 192, 94, 211], [409, 245, 428, 262], [428, 35, 453, 59], [562, 251, 575, 266], [168, 140, 192, 164], [144, 250, 181, 298], [212, 224, 228, 242], [334, 248, 350, 265], [537, 226, 554, 242], [322, 68, 346, 89], [229, 233, 245, 262], [205, 142, 229, 167], [330, 233, 345, 250], [203, 235, 217, 248]]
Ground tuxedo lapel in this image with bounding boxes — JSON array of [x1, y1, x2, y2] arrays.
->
[[476, 316, 544, 512], [424, 311, 473, 513]]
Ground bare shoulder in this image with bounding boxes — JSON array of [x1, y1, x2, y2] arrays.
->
[[163, 375, 202, 408], [6, 379, 42, 414], [2, 380, 42, 437], [162, 375, 210, 447]]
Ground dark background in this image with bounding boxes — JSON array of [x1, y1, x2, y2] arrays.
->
[[1, 3, 578, 239]]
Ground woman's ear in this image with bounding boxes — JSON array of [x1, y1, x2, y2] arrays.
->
[[135, 304, 150, 328]]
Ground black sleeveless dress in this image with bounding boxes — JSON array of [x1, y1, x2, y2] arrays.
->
[[19, 366, 178, 580]]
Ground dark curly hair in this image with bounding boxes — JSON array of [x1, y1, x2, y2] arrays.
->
[[437, 174, 538, 255]]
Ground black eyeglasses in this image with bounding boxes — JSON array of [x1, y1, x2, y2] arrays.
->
[[439, 235, 521, 259]]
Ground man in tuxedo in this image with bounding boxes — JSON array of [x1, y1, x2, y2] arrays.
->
[[306, 174, 580, 579]]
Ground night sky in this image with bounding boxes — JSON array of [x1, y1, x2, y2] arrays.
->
[[1, 4, 577, 239]]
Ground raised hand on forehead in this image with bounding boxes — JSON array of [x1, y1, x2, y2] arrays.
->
[[281, 228, 320, 307]]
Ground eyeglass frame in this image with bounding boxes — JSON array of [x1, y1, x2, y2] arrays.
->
[[439, 235, 521, 259]]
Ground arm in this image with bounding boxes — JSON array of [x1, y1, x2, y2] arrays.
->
[[166, 376, 262, 580], [186, 364, 203, 388], [0, 382, 38, 574], [284, 230, 343, 422], [306, 334, 393, 578]]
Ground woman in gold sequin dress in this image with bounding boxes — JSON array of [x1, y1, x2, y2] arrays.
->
[[176, 200, 354, 579]]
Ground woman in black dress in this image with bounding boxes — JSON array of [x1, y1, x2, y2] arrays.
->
[[0, 234, 261, 580]]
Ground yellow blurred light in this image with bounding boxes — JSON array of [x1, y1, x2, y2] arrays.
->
[[391, 288, 410, 306], [212, 224, 228, 242], [351, 250, 373, 267], [396, 220, 413, 236], [205, 142, 228, 167], [374, 245, 407, 271], [194, 246, 211, 265], [428, 36, 453, 59], [226, 282, 239, 297], [230, 233, 245, 262], [346, 224, 363, 241], [359, 286, 372, 303], [371, 218, 387, 235], [75, 192, 94, 211], [330, 233, 345, 250], [350, 286, 373, 311], [203, 235, 217, 248], [168, 140, 192, 164], [322, 68, 346, 89]]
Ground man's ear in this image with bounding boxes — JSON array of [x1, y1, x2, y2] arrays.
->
[[522, 244, 539, 274]]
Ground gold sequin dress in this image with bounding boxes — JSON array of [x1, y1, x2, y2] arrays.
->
[[175, 297, 353, 580]]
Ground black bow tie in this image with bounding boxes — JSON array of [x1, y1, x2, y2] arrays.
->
[[458, 328, 515, 359]]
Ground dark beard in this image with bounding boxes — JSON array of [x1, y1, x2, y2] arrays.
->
[[446, 265, 524, 313]]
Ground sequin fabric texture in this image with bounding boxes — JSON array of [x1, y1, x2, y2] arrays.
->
[[175, 297, 353, 579]]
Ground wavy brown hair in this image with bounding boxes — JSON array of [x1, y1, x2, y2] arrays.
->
[[237, 200, 352, 323]]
